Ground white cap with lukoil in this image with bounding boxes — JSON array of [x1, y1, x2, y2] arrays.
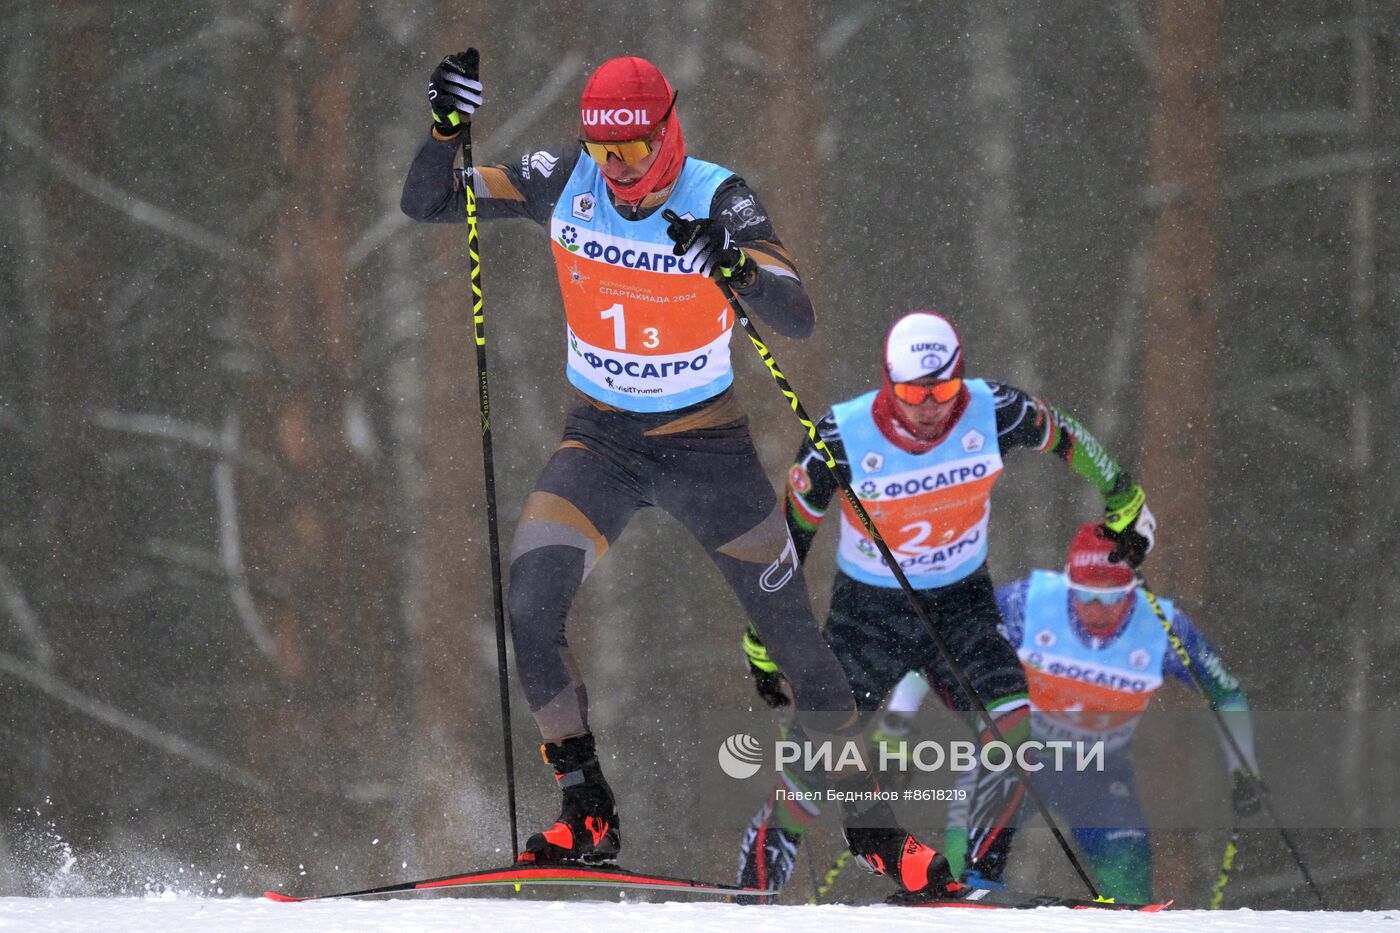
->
[[884, 311, 963, 383]]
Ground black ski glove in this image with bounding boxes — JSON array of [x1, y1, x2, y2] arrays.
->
[[1231, 768, 1265, 818], [742, 625, 790, 709], [662, 210, 757, 290], [428, 49, 482, 137], [1102, 480, 1156, 567]]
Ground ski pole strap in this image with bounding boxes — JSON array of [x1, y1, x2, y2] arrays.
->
[[1103, 482, 1145, 533], [743, 626, 780, 673]]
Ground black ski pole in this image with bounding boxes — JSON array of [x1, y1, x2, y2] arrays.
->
[[1138, 577, 1325, 908], [708, 271, 1104, 902], [459, 48, 520, 859], [803, 839, 823, 902]]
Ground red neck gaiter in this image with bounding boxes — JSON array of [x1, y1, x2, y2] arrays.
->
[[609, 112, 684, 205], [871, 375, 969, 455]]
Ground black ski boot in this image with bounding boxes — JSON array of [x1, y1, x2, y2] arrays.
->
[[842, 799, 965, 901], [518, 733, 621, 865]]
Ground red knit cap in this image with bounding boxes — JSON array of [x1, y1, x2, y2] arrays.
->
[[1066, 523, 1136, 590], [578, 56, 686, 203], [580, 57, 673, 140]]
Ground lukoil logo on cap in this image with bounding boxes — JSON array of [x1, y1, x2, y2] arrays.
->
[[581, 108, 653, 127]]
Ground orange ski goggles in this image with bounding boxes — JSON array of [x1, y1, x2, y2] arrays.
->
[[892, 378, 963, 405]]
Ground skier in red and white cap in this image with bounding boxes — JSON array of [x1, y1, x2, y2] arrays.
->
[[738, 310, 1157, 898], [401, 54, 960, 897], [873, 522, 1257, 904]]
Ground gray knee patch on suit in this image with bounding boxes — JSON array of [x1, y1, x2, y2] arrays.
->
[[532, 684, 588, 744], [717, 502, 799, 591], [512, 491, 609, 578], [716, 502, 792, 563]]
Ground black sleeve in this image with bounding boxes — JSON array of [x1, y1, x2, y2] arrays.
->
[[400, 132, 577, 226], [990, 382, 1052, 452], [783, 411, 848, 563], [708, 177, 816, 340]]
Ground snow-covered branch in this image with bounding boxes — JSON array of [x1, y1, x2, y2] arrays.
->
[[0, 562, 53, 669], [818, 10, 876, 61], [0, 651, 269, 792], [215, 413, 278, 661], [113, 16, 263, 90], [0, 108, 271, 277], [1225, 150, 1399, 198], [1111, 0, 1156, 74], [89, 409, 276, 475]]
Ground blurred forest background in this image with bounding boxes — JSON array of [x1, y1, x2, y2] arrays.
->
[[2, 0, 1398, 909]]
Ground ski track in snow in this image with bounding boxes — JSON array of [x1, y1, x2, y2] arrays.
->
[[0, 897, 1396, 932]]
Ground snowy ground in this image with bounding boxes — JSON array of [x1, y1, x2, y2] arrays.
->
[[0, 897, 1396, 932]]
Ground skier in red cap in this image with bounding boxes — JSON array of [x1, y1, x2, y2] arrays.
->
[[878, 522, 1258, 903], [738, 310, 1157, 898], [401, 54, 961, 897]]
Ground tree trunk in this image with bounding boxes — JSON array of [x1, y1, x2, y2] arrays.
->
[[237, 0, 402, 876], [1142, 0, 1222, 900], [32, 0, 119, 846], [1341, 0, 1381, 815], [967, 0, 1056, 573], [1141, 0, 1221, 605]]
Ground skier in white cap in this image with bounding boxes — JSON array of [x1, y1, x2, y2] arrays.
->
[[738, 310, 1156, 898]]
